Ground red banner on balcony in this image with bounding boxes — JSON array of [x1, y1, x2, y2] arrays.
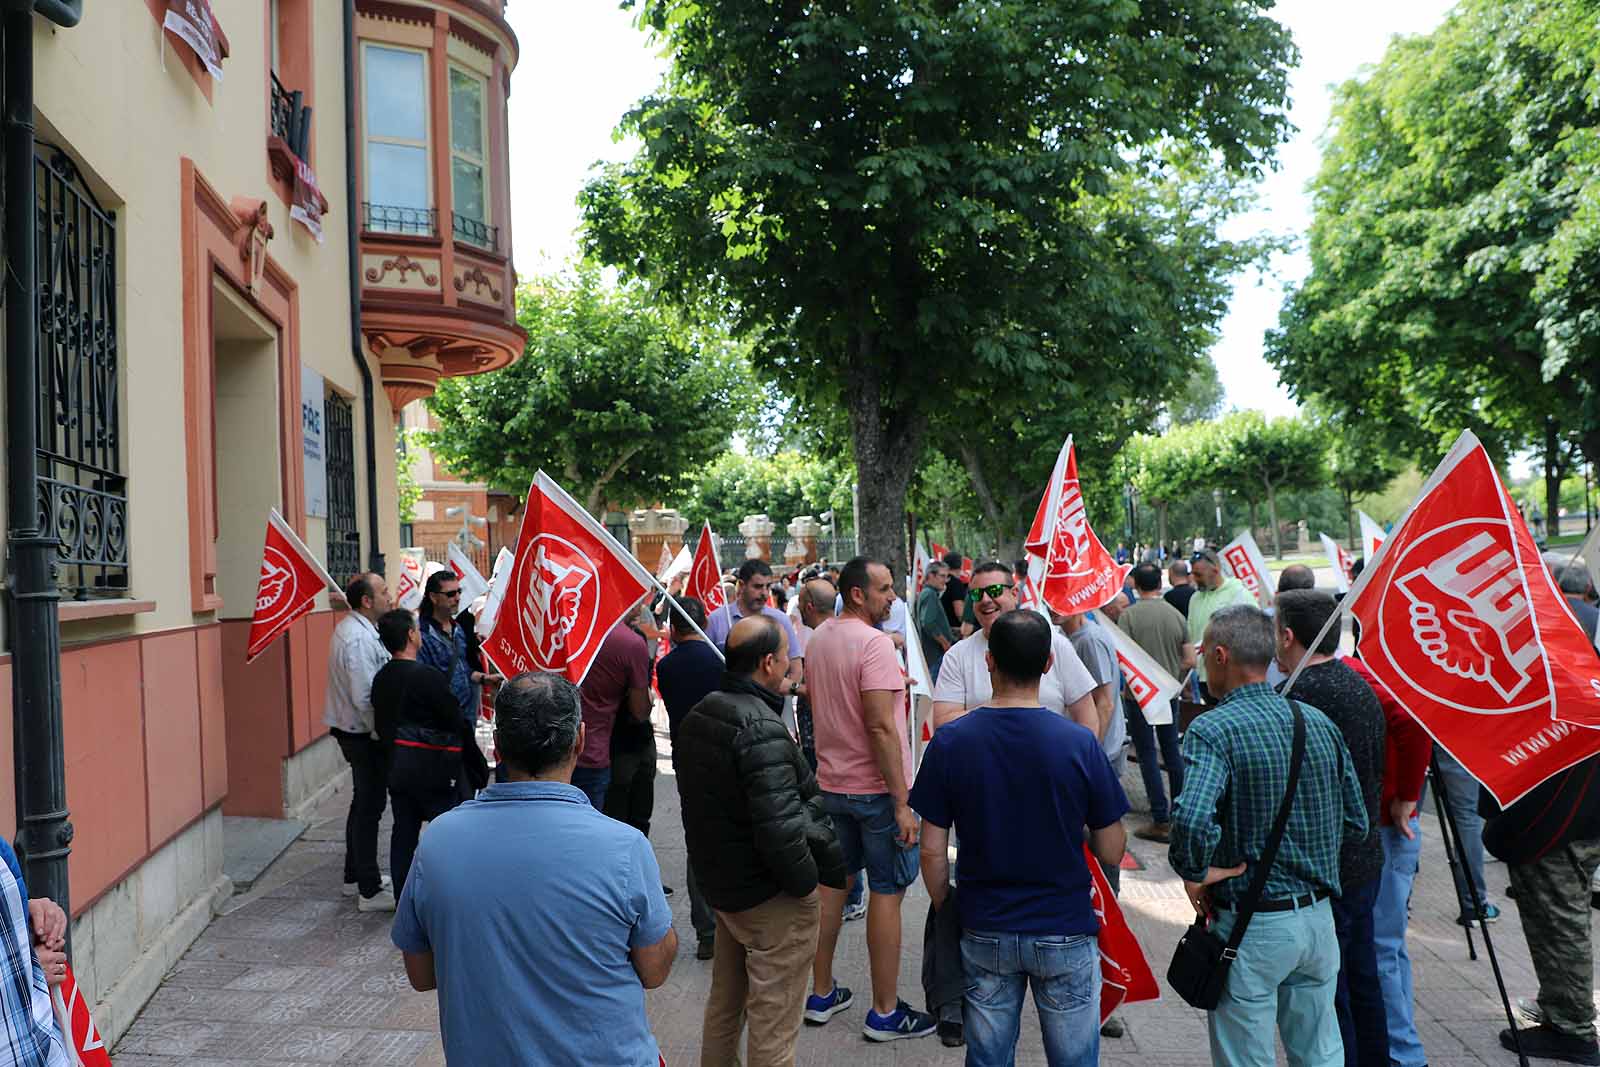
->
[[164, 0, 225, 81], [290, 157, 325, 244]]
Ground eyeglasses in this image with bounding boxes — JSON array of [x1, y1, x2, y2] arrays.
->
[[968, 583, 1015, 602], [440, 589, 462, 598]]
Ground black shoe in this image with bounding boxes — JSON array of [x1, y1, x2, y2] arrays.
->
[[696, 934, 715, 960], [937, 1021, 964, 1047], [1500, 1025, 1600, 1065], [1592, 890, 1600, 911], [1100, 1015, 1125, 1038], [662, 884, 674, 896]]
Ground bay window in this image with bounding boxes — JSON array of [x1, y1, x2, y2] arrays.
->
[[449, 66, 492, 248], [362, 44, 432, 235]]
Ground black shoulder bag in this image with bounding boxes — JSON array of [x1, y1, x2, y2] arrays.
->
[[1167, 702, 1306, 1010]]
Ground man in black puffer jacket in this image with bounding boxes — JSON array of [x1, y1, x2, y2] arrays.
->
[[676, 615, 847, 1067]]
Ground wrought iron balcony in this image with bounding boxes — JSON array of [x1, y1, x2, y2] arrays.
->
[[451, 213, 499, 252], [363, 202, 437, 237], [269, 72, 312, 162]]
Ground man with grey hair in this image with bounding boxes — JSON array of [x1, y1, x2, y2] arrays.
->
[[1170, 604, 1368, 1066], [393, 671, 676, 1064], [1552, 558, 1600, 648]]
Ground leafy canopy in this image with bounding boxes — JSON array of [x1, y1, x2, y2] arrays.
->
[[424, 268, 758, 513], [581, 0, 1297, 574]]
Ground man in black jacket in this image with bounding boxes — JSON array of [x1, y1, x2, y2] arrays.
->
[[676, 615, 848, 1067], [371, 609, 470, 899]]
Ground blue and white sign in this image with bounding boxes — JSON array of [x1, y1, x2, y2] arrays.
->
[[302, 365, 327, 518]]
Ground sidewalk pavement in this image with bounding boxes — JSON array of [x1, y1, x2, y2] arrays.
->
[[113, 717, 1581, 1066]]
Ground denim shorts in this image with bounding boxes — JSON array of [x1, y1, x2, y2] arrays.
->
[[821, 791, 919, 894]]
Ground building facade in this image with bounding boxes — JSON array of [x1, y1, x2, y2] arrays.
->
[[6, 0, 520, 1043]]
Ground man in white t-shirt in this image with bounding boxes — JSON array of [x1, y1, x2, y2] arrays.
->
[[931, 561, 1099, 734]]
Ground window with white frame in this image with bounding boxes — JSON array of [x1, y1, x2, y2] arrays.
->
[[449, 65, 491, 247], [362, 44, 432, 235]]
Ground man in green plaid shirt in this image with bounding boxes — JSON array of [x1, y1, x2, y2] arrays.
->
[[1170, 604, 1368, 1066]]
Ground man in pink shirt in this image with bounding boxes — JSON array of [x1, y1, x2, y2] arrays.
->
[[802, 556, 936, 1042]]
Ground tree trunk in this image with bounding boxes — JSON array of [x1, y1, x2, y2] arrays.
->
[[1156, 502, 1169, 556], [957, 440, 1015, 559], [1247, 498, 1259, 540], [846, 349, 926, 582], [944, 516, 957, 553], [1545, 416, 1563, 541], [1344, 488, 1356, 550], [583, 442, 645, 517], [1266, 480, 1283, 559]]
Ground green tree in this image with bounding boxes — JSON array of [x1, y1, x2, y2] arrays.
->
[[1168, 357, 1227, 427], [582, 1, 1296, 576], [678, 450, 856, 534], [1211, 412, 1326, 558], [1314, 407, 1402, 548], [1266, 0, 1600, 495], [425, 268, 758, 515]]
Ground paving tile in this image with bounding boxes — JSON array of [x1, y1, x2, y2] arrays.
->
[[113, 727, 1557, 1066]]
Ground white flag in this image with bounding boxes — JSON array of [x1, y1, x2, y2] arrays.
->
[[655, 541, 675, 578], [904, 570, 935, 700], [1578, 523, 1600, 600], [911, 541, 933, 597], [395, 551, 426, 612], [1097, 613, 1181, 726], [1220, 529, 1274, 610], [1319, 533, 1354, 595], [1358, 510, 1387, 562], [476, 547, 515, 635], [446, 542, 490, 604], [662, 544, 693, 582]]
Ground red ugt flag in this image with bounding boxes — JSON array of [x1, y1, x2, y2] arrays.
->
[[1024, 436, 1130, 615], [247, 509, 336, 663], [685, 525, 727, 613], [959, 557, 975, 583], [480, 472, 654, 685], [53, 963, 112, 1067], [1347, 431, 1600, 806], [1086, 844, 1159, 1022]]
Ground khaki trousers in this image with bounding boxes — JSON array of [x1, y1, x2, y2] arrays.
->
[[701, 890, 821, 1067]]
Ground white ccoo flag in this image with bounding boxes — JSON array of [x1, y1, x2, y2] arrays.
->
[[1220, 529, 1274, 610]]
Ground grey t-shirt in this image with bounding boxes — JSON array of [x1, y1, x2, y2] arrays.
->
[[1069, 617, 1126, 758]]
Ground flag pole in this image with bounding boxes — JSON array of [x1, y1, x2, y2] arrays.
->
[[1428, 750, 1529, 1067], [1280, 602, 1347, 693], [641, 569, 726, 664]]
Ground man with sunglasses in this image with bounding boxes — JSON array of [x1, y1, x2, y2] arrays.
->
[[930, 561, 1099, 735]]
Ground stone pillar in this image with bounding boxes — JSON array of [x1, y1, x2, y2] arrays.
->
[[738, 513, 776, 561], [787, 515, 823, 565], [629, 508, 689, 573]]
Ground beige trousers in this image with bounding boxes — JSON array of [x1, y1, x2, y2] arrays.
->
[[700, 890, 822, 1067]]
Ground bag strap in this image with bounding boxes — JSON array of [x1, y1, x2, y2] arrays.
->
[[1221, 701, 1307, 957]]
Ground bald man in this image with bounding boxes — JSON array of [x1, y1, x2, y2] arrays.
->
[[1277, 564, 1316, 593]]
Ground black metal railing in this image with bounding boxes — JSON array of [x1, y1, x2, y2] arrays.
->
[[451, 213, 498, 251], [35, 145, 129, 599], [269, 72, 313, 161], [363, 201, 437, 236], [325, 391, 361, 585]]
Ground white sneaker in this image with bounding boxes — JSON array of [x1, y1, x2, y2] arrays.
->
[[343, 875, 391, 897], [357, 888, 396, 912]]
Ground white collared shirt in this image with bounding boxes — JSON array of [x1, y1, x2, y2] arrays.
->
[[323, 611, 391, 736]]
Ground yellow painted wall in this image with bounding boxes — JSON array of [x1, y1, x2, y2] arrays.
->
[[30, 1, 404, 634]]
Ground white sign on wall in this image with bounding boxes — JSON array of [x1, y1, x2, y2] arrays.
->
[[302, 366, 327, 518]]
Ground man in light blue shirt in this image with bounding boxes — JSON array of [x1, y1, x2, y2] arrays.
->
[[393, 671, 677, 1065], [706, 559, 803, 690]]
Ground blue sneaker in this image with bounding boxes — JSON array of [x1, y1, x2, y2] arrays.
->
[[863, 999, 937, 1042], [1459, 903, 1502, 926], [804, 984, 854, 1025]]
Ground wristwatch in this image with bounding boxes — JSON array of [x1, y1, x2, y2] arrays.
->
[[788, 680, 801, 697]]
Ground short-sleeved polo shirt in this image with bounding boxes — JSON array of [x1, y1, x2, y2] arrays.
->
[[804, 616, 908, 795], [392, 780, 672, 1065]]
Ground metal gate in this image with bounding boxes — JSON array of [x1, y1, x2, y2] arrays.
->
[[325, 391, 361, 584], [35, 145, 128, 599]]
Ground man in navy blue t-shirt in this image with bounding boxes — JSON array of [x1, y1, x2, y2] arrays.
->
[[910, 609, 1129, 1065], [657, 596, 727, 959]]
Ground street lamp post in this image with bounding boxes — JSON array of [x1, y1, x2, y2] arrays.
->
[[445, 504, 487, 557], [1212, 488, 1224, 546]]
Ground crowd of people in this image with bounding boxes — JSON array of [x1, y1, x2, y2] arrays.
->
[[304, 535, 1600, 1067]]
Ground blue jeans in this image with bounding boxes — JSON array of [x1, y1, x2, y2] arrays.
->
[[960, 930, 1099, 1066], [1330, 876, 1387, 1067], [1209, 897, 1343, 1067], [1433, 752, 1491, 914], [1374, 818, 1424, 1066], [570, 765, 611, 809], [821, 792, 919, 893], [1125, 695, 1183, 823]]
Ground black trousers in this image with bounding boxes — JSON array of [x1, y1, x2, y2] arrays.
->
[[604, 734, 657, 836], [332, 729, 388, 897], [390, 785, 458, 900]]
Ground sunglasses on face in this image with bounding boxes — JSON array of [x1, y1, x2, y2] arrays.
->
[[440, 589, 462, 598], [968, 583, 1015, 603]]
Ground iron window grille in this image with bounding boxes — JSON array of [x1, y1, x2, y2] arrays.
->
[[451, 212, 498, 252], [325, 391, 361, 585], [35, 145, 129, 600], [362, 202, 436, 237], [269, 72, 313, 162]]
